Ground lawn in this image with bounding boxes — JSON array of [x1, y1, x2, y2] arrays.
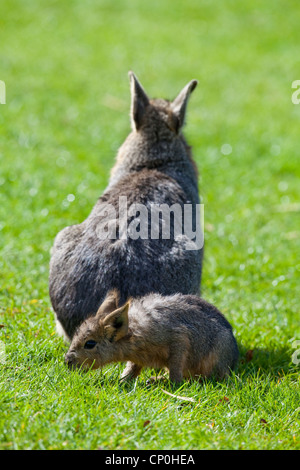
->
[[0, 0, 299, 450]]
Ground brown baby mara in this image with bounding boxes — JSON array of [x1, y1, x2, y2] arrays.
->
[[65, 290, 239, 383]]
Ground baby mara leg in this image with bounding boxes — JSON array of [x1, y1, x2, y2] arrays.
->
[[120, 361, 142, 381], [168, 345, 187, 383]]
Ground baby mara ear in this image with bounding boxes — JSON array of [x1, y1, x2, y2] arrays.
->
[[101, 302, 130, 342]]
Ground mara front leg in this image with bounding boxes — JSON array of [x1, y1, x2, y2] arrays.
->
[[120, 361, 142, 381]]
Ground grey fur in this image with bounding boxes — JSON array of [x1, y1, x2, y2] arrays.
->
[[65, 291, 239, 382], [49, 72, 203, 340]]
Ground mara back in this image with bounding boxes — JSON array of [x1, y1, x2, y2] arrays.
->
[[49, 72, 203, 339]]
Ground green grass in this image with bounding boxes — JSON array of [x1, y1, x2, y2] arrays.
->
[[0, 0, 299, 450]]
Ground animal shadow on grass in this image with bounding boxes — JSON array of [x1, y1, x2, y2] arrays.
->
[[118, 342, 296, 393], [236, 342, 296, 379], [118, 367, 234, 393]]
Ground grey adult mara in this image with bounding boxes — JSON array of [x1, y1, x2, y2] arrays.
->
[[49, 72, 203, 340]]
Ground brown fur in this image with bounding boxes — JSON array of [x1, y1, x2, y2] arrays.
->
[[65, 291, 239, 383]]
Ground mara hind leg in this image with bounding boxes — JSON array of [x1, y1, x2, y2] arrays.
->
[[168, 344, 189, 383], [197, 350, 235, 380]]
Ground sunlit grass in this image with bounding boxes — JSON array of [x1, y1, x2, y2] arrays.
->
[[0, 0, 299, 450]]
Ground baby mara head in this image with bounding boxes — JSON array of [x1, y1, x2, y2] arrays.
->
[[65, 290, 130, 371]]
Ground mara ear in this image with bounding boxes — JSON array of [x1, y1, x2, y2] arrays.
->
[[128, 71, 149, 131], [96, 289, 120, 317], [171, 79, 198, 131], [102, 302, 130, 342]]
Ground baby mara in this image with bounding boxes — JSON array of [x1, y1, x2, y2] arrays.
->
[[65, 290, 239, 383]]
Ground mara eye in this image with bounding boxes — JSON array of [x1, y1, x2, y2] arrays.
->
[[84, 340, 97, 350]]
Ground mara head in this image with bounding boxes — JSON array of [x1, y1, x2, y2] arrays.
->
[[65, 290, 130, 371], [128, 71, 198, 135], [110, 72, 198, 180]]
